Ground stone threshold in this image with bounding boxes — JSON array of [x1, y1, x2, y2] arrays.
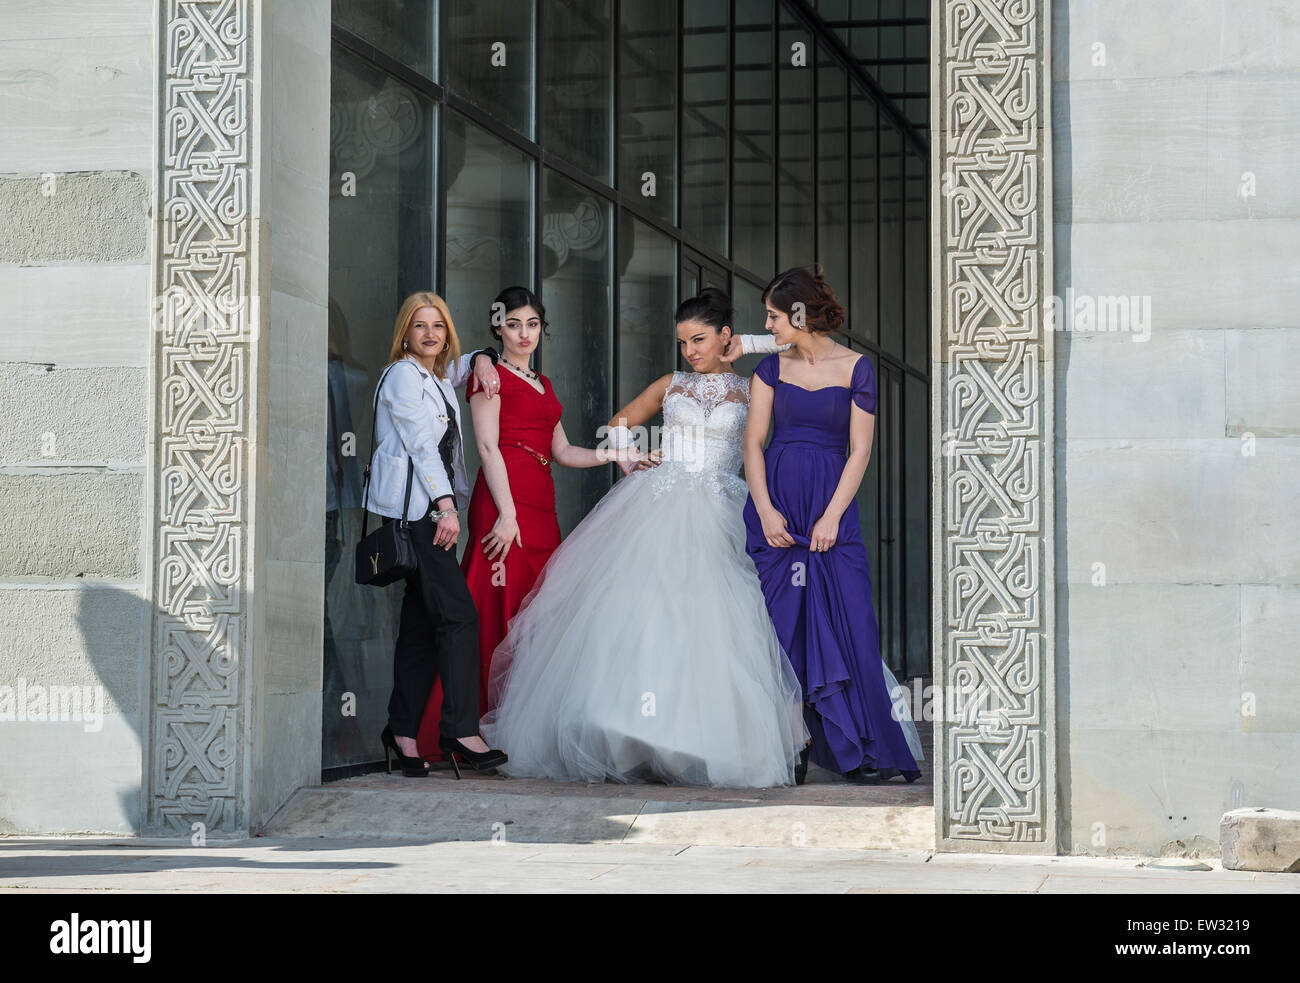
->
[[259, 767, 936, 852]]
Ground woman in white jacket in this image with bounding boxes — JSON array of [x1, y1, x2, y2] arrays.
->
[[369, 290, 509, 778]]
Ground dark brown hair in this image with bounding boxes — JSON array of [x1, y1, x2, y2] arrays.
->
[[760, 266, 846, 335]]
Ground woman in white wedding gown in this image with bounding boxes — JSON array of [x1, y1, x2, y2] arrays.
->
[[480, 288, 810, 787]]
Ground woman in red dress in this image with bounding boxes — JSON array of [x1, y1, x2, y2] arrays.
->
[[416, 287, 636, 759]]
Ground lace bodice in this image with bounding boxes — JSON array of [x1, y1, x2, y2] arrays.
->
[[658, 371, 749, 475]]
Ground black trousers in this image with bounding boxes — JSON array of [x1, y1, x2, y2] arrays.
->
[[385, 512, 480, 741]]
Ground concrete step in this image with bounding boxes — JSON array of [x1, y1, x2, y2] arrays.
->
[[262, 765, 936, 851], [1221, 807, 1300, 872]]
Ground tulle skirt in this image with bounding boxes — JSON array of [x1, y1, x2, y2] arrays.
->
[[480, 462, 809, 788]]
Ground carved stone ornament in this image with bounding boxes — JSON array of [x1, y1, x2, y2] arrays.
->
[[932, 0, 1056, 852], [148, 0, 253, 834]]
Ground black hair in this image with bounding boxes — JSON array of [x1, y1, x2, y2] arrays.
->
[[761, 266, 846, 334], [674, 286, 733, 333], [490, 286, 549, 341]]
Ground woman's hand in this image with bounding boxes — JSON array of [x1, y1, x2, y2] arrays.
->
[[473, 356, 501, 399], [606, 446, 642, 476], [809, 512, 839, 553], [760, 507, 795, 548], [718, 336, 743, 363], [433, 512, 460, 550], [624, 448, 662, 475], [481, 512, 522, 561]]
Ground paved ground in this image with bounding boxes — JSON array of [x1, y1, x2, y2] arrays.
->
[[1, 836, 1294, 893], [261, 763, 937, 851], [6, 727, 1290, 893]]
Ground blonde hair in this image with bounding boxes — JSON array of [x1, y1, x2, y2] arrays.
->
[[387, 291, 461, 376]]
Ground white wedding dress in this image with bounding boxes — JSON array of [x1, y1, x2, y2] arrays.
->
[[480, 370, 809, 787]]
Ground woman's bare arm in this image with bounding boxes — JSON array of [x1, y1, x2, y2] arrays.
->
[[550, 419, 638, 469], [607, 373, 672, 432], [742, 373, 777, 513], [470, 390, 516, 523], [822, 404, 874, 525]]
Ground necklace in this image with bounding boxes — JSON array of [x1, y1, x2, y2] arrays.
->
[[503, 357, 538, 382], [797, 338, 837, 364]]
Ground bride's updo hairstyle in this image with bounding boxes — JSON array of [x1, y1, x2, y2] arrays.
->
[[760, 266, 846, 335], [674, 286, 733, 335]]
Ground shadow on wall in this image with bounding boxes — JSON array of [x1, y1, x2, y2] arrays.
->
[[75, 584, 157, 834], [0, 584, 150, 834]]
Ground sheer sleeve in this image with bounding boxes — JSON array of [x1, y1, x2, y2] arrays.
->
[[752, 353, 781, 388], [738, 334, 776, 355], [850, 355, 877, 414], [738, 334, 793, 355], [446, 351, 476, 388]]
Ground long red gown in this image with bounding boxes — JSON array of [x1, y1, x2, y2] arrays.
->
[[415, 366, 563, 758]]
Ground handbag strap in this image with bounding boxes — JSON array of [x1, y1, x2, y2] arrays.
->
[[431, 376, 463, 500], [360, 361, 416, 538]]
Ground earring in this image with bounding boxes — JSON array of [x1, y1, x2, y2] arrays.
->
[[402, 340, 408, 350]]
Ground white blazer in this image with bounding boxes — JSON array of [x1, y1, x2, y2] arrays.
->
[[367, 352, 480, 521]]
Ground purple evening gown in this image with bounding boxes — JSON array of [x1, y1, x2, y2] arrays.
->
[[742, 352, 922, 779]]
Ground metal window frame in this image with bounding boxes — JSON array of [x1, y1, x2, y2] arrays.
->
[[330, 0, 932, 677]]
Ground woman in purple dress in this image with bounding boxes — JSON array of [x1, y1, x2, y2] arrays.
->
[[742, 267, 923, 785]]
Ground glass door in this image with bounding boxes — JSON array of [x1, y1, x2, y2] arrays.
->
[[876, 359, 905, 677], [679, 248, 728, 301], [678, 249, 728, 368]]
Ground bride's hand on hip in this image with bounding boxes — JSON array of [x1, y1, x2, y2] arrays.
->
[[434, 513, 460, 550], [632, 449, 662, 472], [760, 508, 795, 548], [809, 513, 838, 553], [482, 513, 522, 560]]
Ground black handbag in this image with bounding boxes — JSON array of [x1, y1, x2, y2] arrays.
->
[[355, 363, 419, 587]]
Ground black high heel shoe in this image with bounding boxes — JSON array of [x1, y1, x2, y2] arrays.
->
[[794, 746, 810, 786], [843, 766, 881, 785], [438, 736, 507, 780], [877, 767, 923, 784], [381, 724, 430, 778]]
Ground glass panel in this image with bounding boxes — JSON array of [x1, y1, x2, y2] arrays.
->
[[848, 0, 879, 63], [904, 149, 928, 369], [618, 1, 677, 224], [681, 0, 728, 255], [325, 44, 437, 770], [617, 211, 677, 416], [850, 94, 879, 343], [777, 11, 813, 270], [732, 0, 774, 278], [542, 168, 614, 535], [816, 54, 848, 302], [332, 0, 437, 78], [853, 347, 882, 630], [541, 0, 612, 181], [445, 0, 535, 137], [443, 111, 534, 523], [680, 261, 699, 307], [443, 112, 534, 331], [879, 124, 904, 359], [730, 276, 770, 385], [903, 371, 929, 679], [881, 363, 904, 675]]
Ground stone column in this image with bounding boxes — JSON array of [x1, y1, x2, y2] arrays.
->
[[931, 0, 1057, 852], [145, 0, 327, 835]]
